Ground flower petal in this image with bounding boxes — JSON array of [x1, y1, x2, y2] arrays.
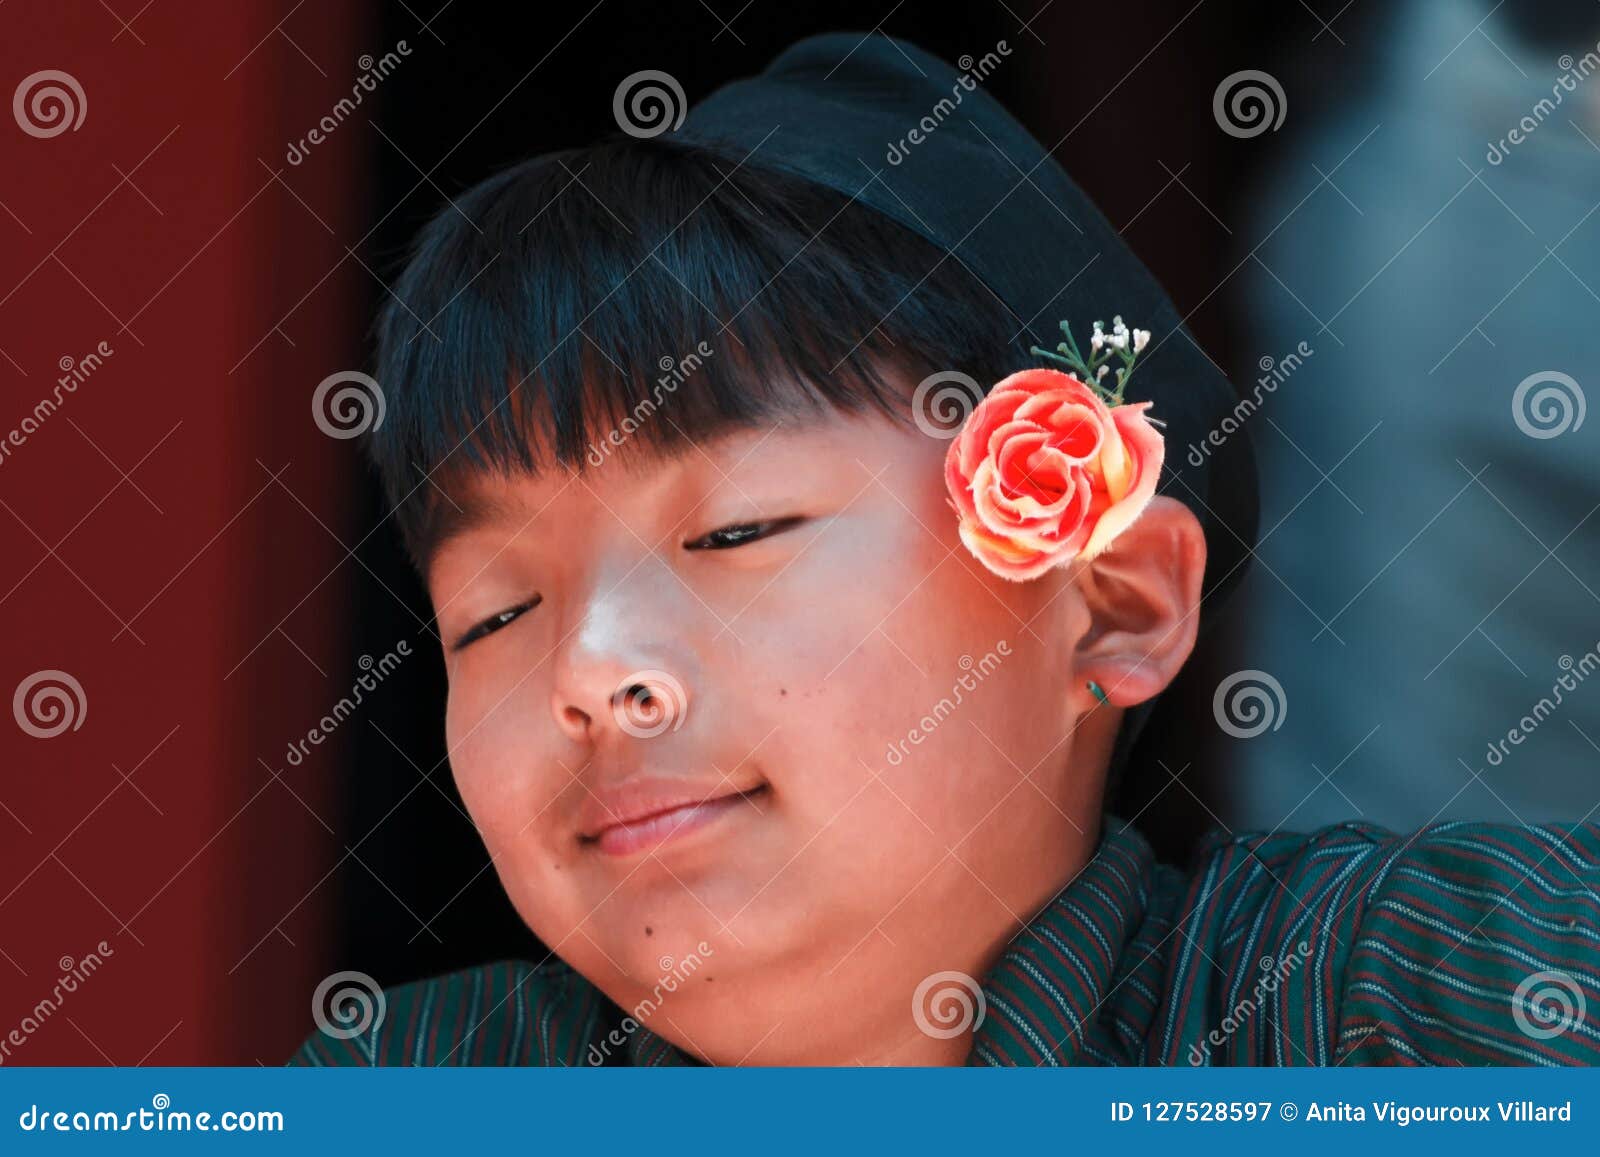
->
[[1080, 401, 1165, 559]]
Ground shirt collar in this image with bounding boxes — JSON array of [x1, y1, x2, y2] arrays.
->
[[967, 816, 1161, 1065], [625, 817, 1162, 1067]]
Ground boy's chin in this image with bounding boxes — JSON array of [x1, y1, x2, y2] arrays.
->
[[555, 907, 752, 1017], [513, 871, 762, 984]]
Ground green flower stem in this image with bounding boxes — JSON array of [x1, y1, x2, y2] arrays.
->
[[1028, 318, 1148, 407]]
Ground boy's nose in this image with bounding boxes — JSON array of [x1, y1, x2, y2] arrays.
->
[[548, 568, 696, 747], [552, 669, 690, 746]]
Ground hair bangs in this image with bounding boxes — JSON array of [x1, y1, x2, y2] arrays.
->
[[369, 136, 1024, 565]]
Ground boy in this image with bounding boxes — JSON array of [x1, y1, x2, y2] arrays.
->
[[292, 33, 1599, 1066]]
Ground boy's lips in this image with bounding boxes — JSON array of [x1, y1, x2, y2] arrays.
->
[[577, 778, 769, 857]]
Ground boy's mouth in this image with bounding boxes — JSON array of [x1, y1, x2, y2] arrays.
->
[[577, 779, 770, 858]]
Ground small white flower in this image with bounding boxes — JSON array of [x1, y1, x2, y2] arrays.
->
[[1096, 364, 1109, 381], [1091, 331, 1105, 351], [1133, 328, 1150, 353], [1111, 332, 1128, 350]]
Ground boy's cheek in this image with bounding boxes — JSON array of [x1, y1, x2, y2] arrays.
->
[[445, 691, 565, 840]]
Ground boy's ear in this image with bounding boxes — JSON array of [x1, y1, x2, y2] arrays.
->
[[1072, 496, 1207, 709]]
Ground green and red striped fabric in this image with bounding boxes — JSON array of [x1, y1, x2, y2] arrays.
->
[[290, 817, 1600, 1066]]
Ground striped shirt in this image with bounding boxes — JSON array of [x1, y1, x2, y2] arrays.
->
[[289, 816, 1600, 1066]]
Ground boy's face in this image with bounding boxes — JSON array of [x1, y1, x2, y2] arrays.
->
[[426, 381, 1128, 1045]]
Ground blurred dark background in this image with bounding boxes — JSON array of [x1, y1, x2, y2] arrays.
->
[[4, 0, 1596, 1064]]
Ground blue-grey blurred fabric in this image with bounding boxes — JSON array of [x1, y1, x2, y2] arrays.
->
[[1219, 0, 1600, 831]]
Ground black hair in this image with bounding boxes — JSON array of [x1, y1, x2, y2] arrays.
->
[[369, 134, 1029, 567]]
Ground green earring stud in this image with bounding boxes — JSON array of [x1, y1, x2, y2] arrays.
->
[[1087, 680, 1109, 706]]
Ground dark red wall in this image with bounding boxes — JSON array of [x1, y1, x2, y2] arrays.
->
[[1, 2, 363, 1064]]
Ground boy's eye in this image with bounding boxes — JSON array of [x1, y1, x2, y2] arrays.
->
[[453, 596, 541, 651], [684, 516, 805, 551]]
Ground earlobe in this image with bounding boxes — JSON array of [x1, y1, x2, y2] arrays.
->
[[1071, 496, 1207, 709]]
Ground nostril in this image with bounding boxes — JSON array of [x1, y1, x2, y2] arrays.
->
[[560, 703, 591, 735], [612, 671, 689, 737], [614, 683, 660, 728]]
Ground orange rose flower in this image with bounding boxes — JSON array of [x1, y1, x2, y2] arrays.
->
[[943, 367, 1165, 582]]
